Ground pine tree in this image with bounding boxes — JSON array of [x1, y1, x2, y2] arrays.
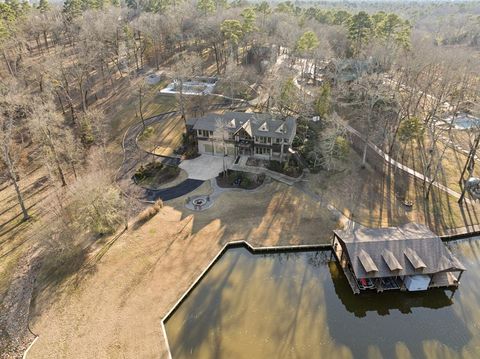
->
[[5, 0, 21, 18], [0, 19, 8, 41], [348, 11, 373, 55], [197, 0, 215, 16], [37, 0, 50, 13], [296, 31, 319, 53], [315, 83, 332, 118], [63, 0, 82, 19], [20, 0, 31, 16], [240, 8, 256, 34]]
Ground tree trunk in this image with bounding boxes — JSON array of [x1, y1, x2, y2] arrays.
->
[[2, 50, 14, 77], [3, 146, 29, 220], [179, 78, 186, 124], [71, 161, 78, 180], [213, 43, 220, 74], [361, 140, 368, 168], [79, 81, 87, 112], [155, 42, 160, 70], [43, 30, 49, 51], [139, 86, 145, 128], [55, 90, 66, 115], [56, 159, 67, 186], [11, 173, 29, 220], [35, 36, 42, 54]]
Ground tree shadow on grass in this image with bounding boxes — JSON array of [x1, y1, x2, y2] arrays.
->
[[30, 234, 109, 321]]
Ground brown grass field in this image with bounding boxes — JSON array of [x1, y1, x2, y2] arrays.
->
[[26, 181, 339, 358]]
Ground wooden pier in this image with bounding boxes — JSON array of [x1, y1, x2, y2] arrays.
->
[[332, 237, 360, 294]]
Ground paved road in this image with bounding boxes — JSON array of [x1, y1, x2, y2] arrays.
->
[[142, 179, 204, 201]]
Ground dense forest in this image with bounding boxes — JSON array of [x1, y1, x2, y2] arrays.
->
[[0, 0, 479, 357]]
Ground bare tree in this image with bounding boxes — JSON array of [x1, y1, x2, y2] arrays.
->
[[29, 99, 75, 186], [214, 117, 229, 175], [0, 94, 30, 220], [172, 52, 204, 123]]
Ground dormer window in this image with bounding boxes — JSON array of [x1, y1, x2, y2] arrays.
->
[[227, 118, 236, 128], [258, 122, 269, 132], [276, 123, 286, 134]]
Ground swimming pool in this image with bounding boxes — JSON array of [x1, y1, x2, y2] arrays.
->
[[443, 114, 480, 130]]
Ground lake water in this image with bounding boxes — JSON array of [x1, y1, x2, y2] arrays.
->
[[165, 240, 480, 359]]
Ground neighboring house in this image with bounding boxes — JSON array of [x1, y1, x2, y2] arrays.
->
[[325, 58, 381, 84], [332, 222, 466, 294], [186, 112, 296, 162]]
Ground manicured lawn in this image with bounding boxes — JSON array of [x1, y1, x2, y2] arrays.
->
[[106, 79, 178, 140], [137, 114, 185, 157]]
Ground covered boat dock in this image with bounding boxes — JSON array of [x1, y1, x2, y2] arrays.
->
[[332, 223, 466, 294]]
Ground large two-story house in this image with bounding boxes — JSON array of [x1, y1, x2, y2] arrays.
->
[[187, 112, 296, 162]]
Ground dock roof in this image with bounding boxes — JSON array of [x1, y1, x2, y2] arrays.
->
[[334, 223, 466, 279]]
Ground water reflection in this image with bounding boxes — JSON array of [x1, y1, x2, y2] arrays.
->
[[326, 261, 470, 359], [329, 261, 455, 316], [165, 242, 480, 359]]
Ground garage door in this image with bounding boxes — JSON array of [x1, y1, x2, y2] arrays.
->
[[203, 143, 213, 154]]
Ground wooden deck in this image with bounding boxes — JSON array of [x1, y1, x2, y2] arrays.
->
[[332, 239, 360, 294], [429, 272, 460, 288]]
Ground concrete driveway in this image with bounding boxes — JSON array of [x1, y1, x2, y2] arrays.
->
[[179, 154, 234, 180]]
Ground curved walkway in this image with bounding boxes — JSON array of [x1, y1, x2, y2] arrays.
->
[[116, 102, 248, 203]]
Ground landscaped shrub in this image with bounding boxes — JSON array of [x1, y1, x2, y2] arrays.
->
[[136, 199, 163, 225], [267, 160, 283, 172], [267, 158, 303, 178], [133, 162, 180, 188], [153, 199, 163, 210], [139, 126, 154, 140], [133, 162, 165, 182], [216, 170, 263, 189], [240, 177, 252, 189], [184, 148, 199, 159]]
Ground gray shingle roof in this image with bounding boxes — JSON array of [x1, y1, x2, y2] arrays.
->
[[191, 112, 296, 139], [334, 223, 466, 279]]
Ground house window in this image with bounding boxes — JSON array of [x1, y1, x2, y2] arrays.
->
[[276, 138, 282, 144], [198, 130, 211, 137], [256, 136, 271, 144], [255, 147, 270, 155]]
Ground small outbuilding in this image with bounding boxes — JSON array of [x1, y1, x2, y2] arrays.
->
[[332, 222, 466, 294]]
